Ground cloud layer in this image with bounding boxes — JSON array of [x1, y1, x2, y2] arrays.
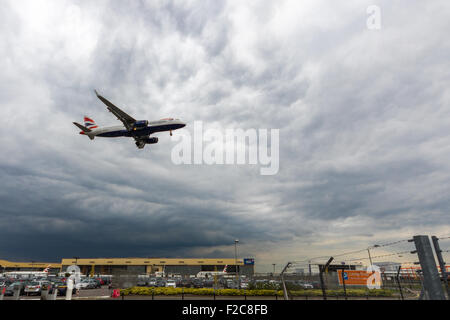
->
[[0, 0, 449, 270]]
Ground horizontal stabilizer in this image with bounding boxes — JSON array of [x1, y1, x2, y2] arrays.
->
[[73, 122, 95, 140], [73, 122, 91, 132]]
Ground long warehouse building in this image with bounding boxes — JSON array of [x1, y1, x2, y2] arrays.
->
[[1, 258, 255, 277]]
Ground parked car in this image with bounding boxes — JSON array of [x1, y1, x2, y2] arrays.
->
[[300, 282, 314, 289], [147, 278, 157, 287], [226, 279, 239, 289], [52, 281, 77, 296], [5, 282, 28, 296], [165, 279, 176, 288], [155, 279, 166, 287], [180, 279, 192, 288], [191, 279, 203, 288], [76, 278, 100, 290], [25, 281, 48, 296]]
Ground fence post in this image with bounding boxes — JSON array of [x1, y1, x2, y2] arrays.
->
[[65, 279, 73, 300], [319, 267, 326, 300], [280, 262, 292, 300], [431, 236, 450, 299], [341, 270, 348, 300], [411, 235, 446, 300], [40, 284, 49, 300], [50, 286, 58, 300], [319, 257, 334, 301], [396, 266, 404, 300], [152, 288, 154, 300], [0, 285, 5, 300], [13, 284, 20, 300]]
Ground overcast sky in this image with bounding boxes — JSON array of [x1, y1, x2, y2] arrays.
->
[[1, 0, 449, 272]]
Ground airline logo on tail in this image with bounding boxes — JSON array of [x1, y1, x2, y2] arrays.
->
[[43, 265, 51, 273], [223, 265, 228, 273], [84, 116, 98, 129]]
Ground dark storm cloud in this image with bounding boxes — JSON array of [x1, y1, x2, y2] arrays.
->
[[0, 0, 449, 270]]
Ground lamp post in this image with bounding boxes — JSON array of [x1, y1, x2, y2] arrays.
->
[[234, 239, 239, 287]]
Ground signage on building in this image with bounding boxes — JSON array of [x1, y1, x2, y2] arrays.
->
[[244, 258, 255, 265]]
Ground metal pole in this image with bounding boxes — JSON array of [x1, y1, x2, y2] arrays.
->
[[319, 266, 326, 300], [411, 235, 446, 300], [431, 236, 450, 299], [234, 240, 239, 286], [341, 270, 347, 300], [396, 266, 404, 300], [280, 262, 292, 300], [367, 248, 373, 266], [319, 257, 334, 301]]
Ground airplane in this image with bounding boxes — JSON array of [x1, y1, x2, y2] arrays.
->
[[196, 265, 229, 278], [73, 90, 186, 149], [3, 265, 52, 278]]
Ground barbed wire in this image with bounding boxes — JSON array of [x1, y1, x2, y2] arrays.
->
[[370, 239, 410, 249], [341, 250, 412, 263], [288, 237, 435, 267]]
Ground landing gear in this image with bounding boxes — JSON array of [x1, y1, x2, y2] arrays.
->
[[135, 141, 145, 149], [170, 130, 173, 136]]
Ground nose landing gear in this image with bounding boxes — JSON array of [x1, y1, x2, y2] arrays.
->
[[170, 130, 173, 136]]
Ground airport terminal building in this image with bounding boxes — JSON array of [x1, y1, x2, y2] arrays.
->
[[1, 258, 255, 277]]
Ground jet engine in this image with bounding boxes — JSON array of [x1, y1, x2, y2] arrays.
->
[[143, 137, 158, 144]]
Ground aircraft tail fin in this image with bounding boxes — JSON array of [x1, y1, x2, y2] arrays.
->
[[84, 116, 98, 130], [73, 122, 95, 140]]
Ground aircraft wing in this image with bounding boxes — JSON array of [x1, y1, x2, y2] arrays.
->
[[95, 90, 136, 131]]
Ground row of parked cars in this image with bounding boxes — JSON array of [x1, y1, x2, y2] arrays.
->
[[0, 276, 112, 296], [136, 277, 251, 289], [0, 278, 76, 296], [137, 277, 219, 288]]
